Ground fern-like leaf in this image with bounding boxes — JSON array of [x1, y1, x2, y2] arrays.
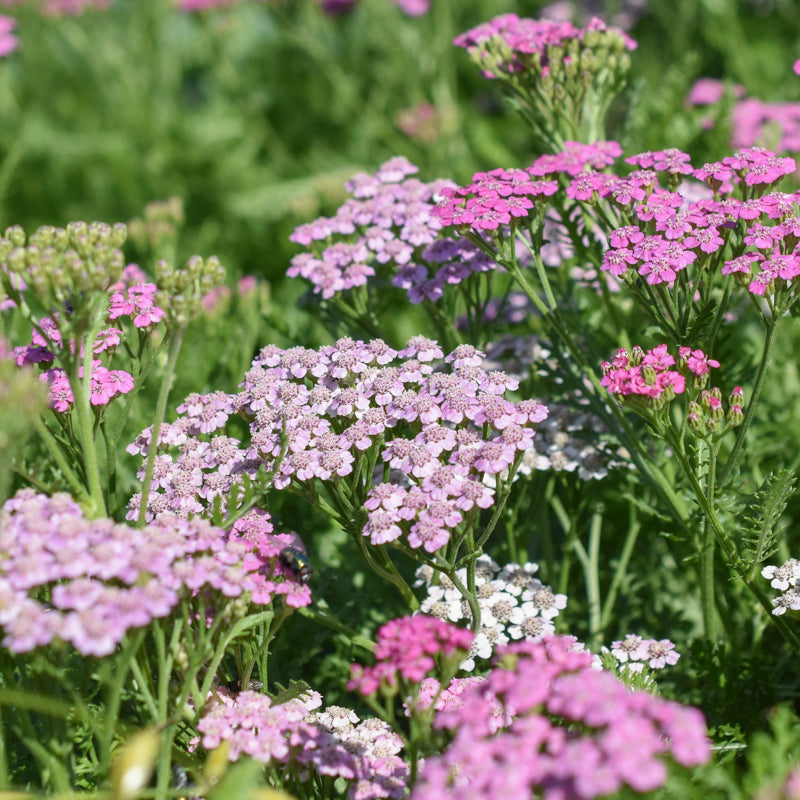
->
[[740, 468, 796, 578]]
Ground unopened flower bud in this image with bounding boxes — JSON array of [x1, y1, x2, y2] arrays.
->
[[641, 364, 657, 385], [687, 402, 704, 434], [630, 346, 645, 366], [727, 404, 744, 427], [729, 386, 744, 405], [4, 225, 25, 247], [701, 387, 724, 421]]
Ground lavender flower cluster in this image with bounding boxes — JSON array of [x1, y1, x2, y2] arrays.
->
[[411, 635, 711, 800], [197, 688, 408, 800], [0, 491, 309, 657], [287, 156, 494, 304], [414, 556, 568, 671], [128, 337, 548, 556]]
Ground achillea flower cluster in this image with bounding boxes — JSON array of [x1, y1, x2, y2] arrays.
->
[[348, 616, 474, 695], [0, 15, 17, 56], [288, 157, 494, 304], [762, 558, 800, 615], [128, 337, 548, 557], [453, 14, 636, 80], [601, 343, 744, 437], [411, 635, 711, 800], [432, 167, 558, 233], [607, 634, 681, 674], [197, 689, 408, 800], [414, 556, 568, 671], [0, 0, 112, 15], [590, 147, 800, 301], [0, 491, 309, 656]]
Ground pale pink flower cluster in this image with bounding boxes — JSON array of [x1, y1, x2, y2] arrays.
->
[[412, 635, 711, 800], [197, 689, 408, 799], [608, 634, 681, 674], [127, 337, 547, 557]]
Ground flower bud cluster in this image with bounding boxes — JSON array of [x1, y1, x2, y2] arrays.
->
[[197, 688, 408, 800], [127, 196, 185, 254], [348, 615, 474, 696], [0, 491, 309, 656], [154, 254, 226, 327], [454, 14, 636, 84], [0, 222, 126, 322], [411, 635, 711, 800], [453, 15, 635, 148], [127, 337, 548, 557], [414, 557, 567, 672], [288, 156, 494, 304]]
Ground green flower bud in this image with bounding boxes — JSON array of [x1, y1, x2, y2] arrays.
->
[[4, 225, 25, 247], [7, 247, 27, 274]]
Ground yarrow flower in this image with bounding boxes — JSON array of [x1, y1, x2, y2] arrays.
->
[[411, 635, 711, 800], [763, 558, 800, 616], [607, 634, 681, 676], [348, 616, 474, 696], [414, 556, 568, 671], [288, 157, 494, 304], [0, 492, 310, 657], [127, 337, 548, 557], [196, 689, 408, 800]]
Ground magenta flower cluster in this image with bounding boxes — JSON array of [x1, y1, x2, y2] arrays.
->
[[0, 491, 309, 657], [348, 615, 474, 696], [432, 167, 558, 232], [590, 146, 800, 296], [411, 635, 711, 800], [127, 337, 547, 556], [11, 265, 163, 413], [197, 689, 408, 800], [601, 343, 719, 401], [453, 14, 636, 78], [288, 157, 495, 304], [432, 142, 622, 239]]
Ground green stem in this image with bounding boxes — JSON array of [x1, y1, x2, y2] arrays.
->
[[666, 428, 800, 653], [70, 325, 107, 517], [719, 318, 779, 488], [700, 444, 718, 642], [138, 328, 186, 527], [599, 504, 641, 631], [33, 416, 91, 504]]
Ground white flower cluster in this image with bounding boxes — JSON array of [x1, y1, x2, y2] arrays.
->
[[414, 556, 568, 672], [762, 558, 800, 615], [606, 634, 680, 675]]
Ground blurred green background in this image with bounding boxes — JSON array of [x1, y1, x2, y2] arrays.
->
[[1, 0, 799, 297]]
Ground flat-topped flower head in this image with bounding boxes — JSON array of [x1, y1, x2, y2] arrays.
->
[[129, 337, 547, 559], [287, 158, 492, 304], [411, 635, 710, 800], [0, 492, 309, 656]]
